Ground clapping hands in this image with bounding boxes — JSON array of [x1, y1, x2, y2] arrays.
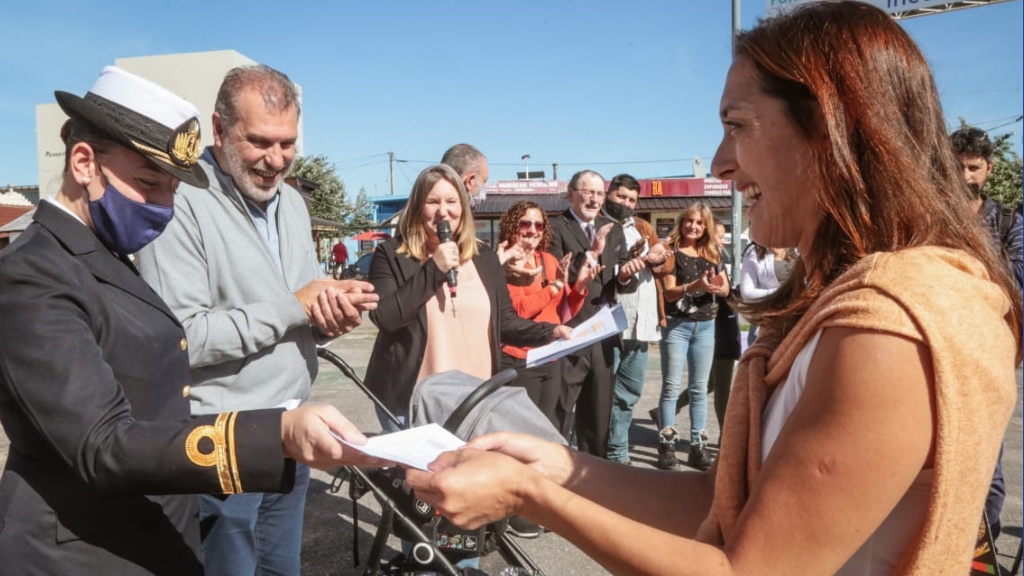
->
[[496, 240, 527, 266], [697, 268, 730, 297], [589, 222, 614, 255], [645, 242, 668, 265], [294, 278, 379, 338]]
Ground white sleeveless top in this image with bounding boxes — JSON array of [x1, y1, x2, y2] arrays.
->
[[761, 330, 933, 575]]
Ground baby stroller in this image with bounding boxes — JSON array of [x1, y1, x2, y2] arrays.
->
[[318, 348, 562, 576]]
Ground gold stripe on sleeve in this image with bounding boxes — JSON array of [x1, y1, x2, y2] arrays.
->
[[184, 413, 242, 494], [226, 411, 243, 494]]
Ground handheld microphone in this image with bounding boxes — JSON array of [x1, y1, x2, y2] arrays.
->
[[436, 220, 458, 299]]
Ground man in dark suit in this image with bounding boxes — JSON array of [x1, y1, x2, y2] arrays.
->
[[547, 170, 643, 457]]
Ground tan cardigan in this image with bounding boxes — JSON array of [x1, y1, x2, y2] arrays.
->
[[696, 247, 1018, 574]]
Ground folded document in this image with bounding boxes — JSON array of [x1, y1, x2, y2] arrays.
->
[[525, 303, 628, 368], [330, 423, 466, 471]]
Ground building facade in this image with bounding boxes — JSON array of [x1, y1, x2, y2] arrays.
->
[[363, 175, 745, 254]]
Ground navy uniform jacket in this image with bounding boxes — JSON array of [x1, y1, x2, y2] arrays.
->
[[0, 202, 292, 576]]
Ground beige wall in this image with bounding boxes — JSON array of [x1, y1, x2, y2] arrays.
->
[[36, 50, 304, 198]]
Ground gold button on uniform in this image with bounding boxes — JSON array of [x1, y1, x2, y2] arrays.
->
[[179, 338, 188, 351], [181, 385, 191, 398]]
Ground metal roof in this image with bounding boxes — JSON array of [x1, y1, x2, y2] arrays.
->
[[0, 208, 36, 235], [637, 196, 735, 210], [472, 194, 569, 217]]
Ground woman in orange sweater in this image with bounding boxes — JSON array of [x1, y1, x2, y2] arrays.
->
[[498, 200, 596, 429]]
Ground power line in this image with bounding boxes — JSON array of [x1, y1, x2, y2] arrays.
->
[[394, 161, 417, 189], [974, 115, 1024, 132], [338, 157, 390, 171], [333, 152, 390, 166], [986, 117, 1024, 132]]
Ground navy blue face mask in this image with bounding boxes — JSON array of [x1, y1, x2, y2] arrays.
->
[[88, 169, 174, 255]]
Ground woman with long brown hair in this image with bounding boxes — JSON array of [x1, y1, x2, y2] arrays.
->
[[652, 202, 730, 471], [403, 3, 1021, 573], [497, 200, 595, 429]]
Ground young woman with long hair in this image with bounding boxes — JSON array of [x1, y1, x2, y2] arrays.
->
[[653, 202, 730, 470]]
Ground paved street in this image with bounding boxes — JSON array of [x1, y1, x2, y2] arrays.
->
[[0, 319, 1020, 575]]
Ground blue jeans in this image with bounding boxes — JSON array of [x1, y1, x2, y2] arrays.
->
[[198, 463, 311, 576], [607, 340, 649, 462], [658, 317, 715, 445]]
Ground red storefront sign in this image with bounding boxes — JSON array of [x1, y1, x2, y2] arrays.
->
[[640, 177, 732, 197]]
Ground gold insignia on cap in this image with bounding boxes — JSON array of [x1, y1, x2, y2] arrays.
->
[[169, 118, 201, 167], [185, 412, 243, 494]]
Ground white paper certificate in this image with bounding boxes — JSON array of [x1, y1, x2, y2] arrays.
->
[[525, 304, 628, 368], [330, 423, 466, 471]]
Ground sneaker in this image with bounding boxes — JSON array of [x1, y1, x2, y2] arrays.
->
[[657, 443, 680, 470], [688, 444, 714, 472], [608, 457, 633, 466], [506, 515, 544, 539]]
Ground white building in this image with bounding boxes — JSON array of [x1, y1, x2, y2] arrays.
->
[[35, 50, 304, 198]]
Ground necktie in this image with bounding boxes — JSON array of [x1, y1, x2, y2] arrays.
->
[[585, 223, 595, 246]]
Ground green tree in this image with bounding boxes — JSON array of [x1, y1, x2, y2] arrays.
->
[[290, 154, 346, 222], [956, 119, 1023, 210], [346, 187, 377, 228], [986, 134, 1023, 210]]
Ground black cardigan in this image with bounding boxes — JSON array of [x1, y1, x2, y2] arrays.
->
[[364, 237, 556, 414]]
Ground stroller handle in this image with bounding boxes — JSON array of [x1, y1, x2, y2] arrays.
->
[[442, 368, 518, 435], [316, 347, 404, 430]]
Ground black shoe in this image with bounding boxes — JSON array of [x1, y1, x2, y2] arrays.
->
[[688, 444, 714, 472], [507, 515, 544, 539], [657, 443, 679, 470]]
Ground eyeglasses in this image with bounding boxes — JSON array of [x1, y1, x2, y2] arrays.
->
[[518, 220, 546, 232], [572, 188, 606, 199], [955, 127, 990, 143], [965, 128, 989, 140]]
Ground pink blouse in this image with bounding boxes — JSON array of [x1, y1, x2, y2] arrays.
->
[[417, 259, 493, 382]]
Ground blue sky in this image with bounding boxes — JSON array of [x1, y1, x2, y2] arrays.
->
[[1, 0, 1021, 199]]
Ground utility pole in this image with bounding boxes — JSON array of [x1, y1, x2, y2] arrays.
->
[[552, 163, 558, 181], [389, 152, 395, 196], [730, 0, 744, 272]]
